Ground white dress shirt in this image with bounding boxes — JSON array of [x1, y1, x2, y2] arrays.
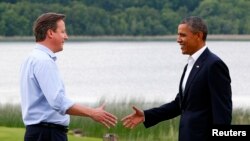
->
[[182, 46, 207, 93]]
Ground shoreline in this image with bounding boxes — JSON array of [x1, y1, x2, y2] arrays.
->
[[1, 35, 250, 42]]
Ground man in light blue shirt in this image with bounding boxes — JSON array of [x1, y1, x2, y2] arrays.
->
[[21, 43, 74, 126], [20, 13, 117, 141]]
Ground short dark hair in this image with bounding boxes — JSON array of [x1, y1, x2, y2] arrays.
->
[[180, 16, 208, 41], [33, 12, 65, 42]]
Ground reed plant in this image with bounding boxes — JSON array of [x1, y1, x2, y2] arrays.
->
[[0, 103, 24, 128], [0, 101, 249, 141], [69, 100, 180, 141]]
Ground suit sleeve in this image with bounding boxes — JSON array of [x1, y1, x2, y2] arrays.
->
[[209, 60, 232, 125], [143, 94, 181, 128]]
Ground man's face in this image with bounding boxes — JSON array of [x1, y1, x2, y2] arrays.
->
[[177, 24, 199, 55], [51, 19, 68, 53]]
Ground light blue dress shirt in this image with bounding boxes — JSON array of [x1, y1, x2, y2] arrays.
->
[[20, 44, 75, 126]]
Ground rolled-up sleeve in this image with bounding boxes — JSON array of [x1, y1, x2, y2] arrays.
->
[[34, 58, 74, 115]]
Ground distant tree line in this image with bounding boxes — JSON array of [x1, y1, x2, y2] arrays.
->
[[0, 0, 250, 36]]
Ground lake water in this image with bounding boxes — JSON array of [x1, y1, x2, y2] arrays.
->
[[0, 41, 249, 108]]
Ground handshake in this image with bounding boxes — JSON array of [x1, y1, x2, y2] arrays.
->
[[90, 104, 144, 129]]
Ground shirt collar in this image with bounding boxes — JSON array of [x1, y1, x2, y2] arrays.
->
[[188, 46, 207, 64], [35, 43, 57, 61]]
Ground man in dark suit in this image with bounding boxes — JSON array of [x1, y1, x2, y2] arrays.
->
[[121, 16, 232, 141]]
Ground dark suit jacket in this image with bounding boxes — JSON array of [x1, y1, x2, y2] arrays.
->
[[143, 48, 232, 141]]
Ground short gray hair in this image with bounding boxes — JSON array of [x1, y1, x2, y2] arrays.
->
[[180, 16, 208, 41]]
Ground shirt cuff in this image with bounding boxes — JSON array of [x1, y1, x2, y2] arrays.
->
[[59, 97, 75, 115]]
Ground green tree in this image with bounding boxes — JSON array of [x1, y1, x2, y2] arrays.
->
[[1, 0, 250, 36], [161, 5, 181, 34], [1, 9, 30, 36]]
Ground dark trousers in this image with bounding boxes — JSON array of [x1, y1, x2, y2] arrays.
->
[[24, 124, 68, 141]]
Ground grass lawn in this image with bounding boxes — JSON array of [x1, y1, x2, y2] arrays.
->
[[0, 126, 102, 141]]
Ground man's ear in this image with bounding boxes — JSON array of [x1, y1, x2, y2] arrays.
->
[[47, 29, 54, 39], [196, 31, 203, 41]]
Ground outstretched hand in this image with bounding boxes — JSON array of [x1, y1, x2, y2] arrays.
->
[[121, 106, 144, 129], [90, 103, 117, 128]]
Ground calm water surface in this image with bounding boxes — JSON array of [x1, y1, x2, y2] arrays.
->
[[0, 41, 249, 108]]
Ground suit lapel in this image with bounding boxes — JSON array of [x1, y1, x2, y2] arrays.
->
[[179, 64, 188, 101], [182, 48, 210, 99]]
